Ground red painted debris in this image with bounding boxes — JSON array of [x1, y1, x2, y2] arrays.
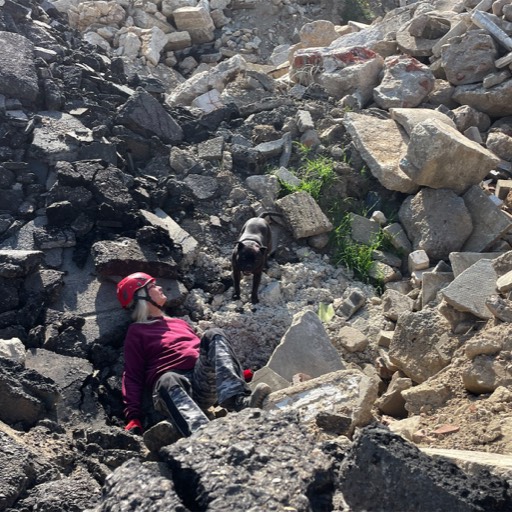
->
[[291, 46, 378, 71], [331, 46, 377, 65], [292, 49, 324, 69], [433, 424, 460, 435]]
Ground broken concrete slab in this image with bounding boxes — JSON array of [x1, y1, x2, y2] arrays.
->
[[343, 112, 418, 194], [441, 258, 498, 319], [91, 238, 180, 278], [389, 308, 457, 384], [373, 55, 435, 109], [389, 107, 456, 136], [449, 251, 505, 277], [398, 188, 473, 261], [421, 447, 512, 487], [28, 112, 92, 165], [400, 119, 500, 194], [0, 32, 40, 104], [339, 425, 512, 511], [25, 348, 105, 427], [462, 185, 512, 252], [422, 271, 454, 306], [265, 368, 378, 436], [348, 213, 381, 245], [275, 191, 333, 239], [266, 309, 345, 382], [140, 208, 199, 267], [452, 79, 512, 117]]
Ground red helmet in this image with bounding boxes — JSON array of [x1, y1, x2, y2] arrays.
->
[[116, 272, 155, 308]]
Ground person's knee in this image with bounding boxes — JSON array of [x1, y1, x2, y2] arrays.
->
[[202, 327, 226, 344], [155, 371, 186, 393]]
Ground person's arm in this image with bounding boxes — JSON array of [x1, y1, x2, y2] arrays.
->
[[122, 326, 146, 422]]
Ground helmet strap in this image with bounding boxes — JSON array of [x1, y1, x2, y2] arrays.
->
[[134, 296, 164, 310]]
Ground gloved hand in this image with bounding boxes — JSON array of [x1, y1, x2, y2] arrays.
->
[[125, 418, 143, 435]]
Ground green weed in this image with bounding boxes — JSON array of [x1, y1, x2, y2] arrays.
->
[[331, 213, 385, 286], [276, 144, 336, 201], [273, 143, 397, 290]]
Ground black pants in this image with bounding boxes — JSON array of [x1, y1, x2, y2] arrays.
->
[[152, 328, 250, 436]]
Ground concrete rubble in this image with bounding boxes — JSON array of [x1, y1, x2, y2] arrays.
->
[[2, 0, 512, 509]]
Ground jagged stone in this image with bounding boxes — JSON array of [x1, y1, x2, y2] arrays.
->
[[0, 356, 60, 428], [453, 79, 512, 117], [449, 251, 503, 277], [373, 55, 435, 108], [390, 107, 456, 135], [343, 112, 418, 194], [0, 31, 39, 103], [275, 191, 333, 239], [348, 212, 381, 245], [375, 371, 411, 417], [28, 112, 93, 165], [381, 289, 415, 321], [0, 337, 26, 364], [462, 185, 512, 252], [398, 188, 473, 261], [389, 308, 458, 384], [441, 30, 498, 85], [339, 424, 512, 512], [266, 310, 345, 381], [400, 119, 500, 194], [337, 325, 369, 353], [266, 369, 378, 436], [25, 348, 106, 426], [421, 271, 454, 306], [91, 238, 180, 278], [486, 294, 512, 322], [441, 258, 498, 319], [335, 287, 367, 320], [291, 46, 384, 105], [117, 88, 183, 144]]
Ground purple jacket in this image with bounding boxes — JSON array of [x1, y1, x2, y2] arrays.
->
[[122, 316, 200, 420]]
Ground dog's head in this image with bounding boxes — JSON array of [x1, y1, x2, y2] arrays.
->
[[235, 241, 267, 274]]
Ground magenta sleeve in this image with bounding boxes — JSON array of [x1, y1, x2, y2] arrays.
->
[[122, 327, 146, 420]]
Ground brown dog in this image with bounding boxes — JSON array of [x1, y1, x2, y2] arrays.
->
[[232, 212, 282, 304]]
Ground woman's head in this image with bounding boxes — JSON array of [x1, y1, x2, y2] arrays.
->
[[117, 272, 155, 309], [117, 272, 168, 322]]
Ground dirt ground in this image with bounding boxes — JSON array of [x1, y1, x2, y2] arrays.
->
[[382, 354, 512, 455], [413, 392, 512, 455]]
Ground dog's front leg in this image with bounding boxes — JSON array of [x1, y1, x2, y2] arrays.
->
[[232, 264, 242, 300], [250, 271, 262, 304]]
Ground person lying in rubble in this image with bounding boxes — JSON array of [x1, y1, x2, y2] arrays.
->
[[116, 271, 271, 438]]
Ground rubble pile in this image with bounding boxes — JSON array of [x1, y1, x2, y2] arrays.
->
[[3, 0, 512, 509]]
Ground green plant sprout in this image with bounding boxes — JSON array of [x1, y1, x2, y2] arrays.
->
[[273, 142, 396, 292], [276, 143, 336, 201], [332, 213, 385, 286]]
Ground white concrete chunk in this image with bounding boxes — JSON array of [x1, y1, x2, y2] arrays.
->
[[441, 259, 498, 319]]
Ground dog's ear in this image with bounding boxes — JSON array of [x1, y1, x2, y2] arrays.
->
[[237, 241, 246, 251], [260, 246, 268, 254]]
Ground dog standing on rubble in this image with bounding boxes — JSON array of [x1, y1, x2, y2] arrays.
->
[[232, 212, 283, 304]]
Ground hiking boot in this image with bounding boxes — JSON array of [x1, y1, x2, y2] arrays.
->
[[232, 383, 272, 412], [143, 420, 182, 453]]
